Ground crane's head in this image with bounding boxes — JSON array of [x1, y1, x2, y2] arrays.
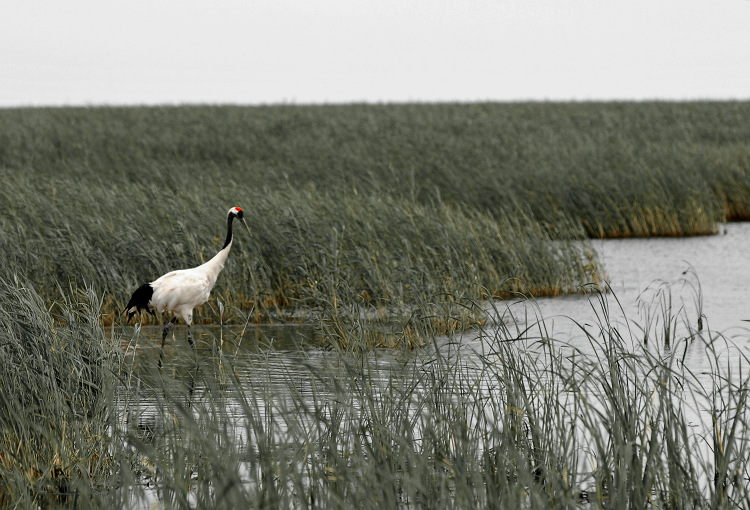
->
[[229, 206, 250, 233]]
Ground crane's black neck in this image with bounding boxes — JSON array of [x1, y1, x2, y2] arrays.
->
[[223, 214, 235, 249]]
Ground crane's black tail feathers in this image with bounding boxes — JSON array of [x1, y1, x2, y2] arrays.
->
[[124, 283, 156, 322]]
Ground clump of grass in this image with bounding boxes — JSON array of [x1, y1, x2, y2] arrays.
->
[[247, 186, 599, 348], [0, 276, 122, 505]]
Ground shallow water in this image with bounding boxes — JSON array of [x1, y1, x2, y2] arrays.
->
[[472, 222, 750, 374], [531, 221, 750, 336]]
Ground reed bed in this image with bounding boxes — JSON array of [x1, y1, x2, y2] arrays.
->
[[0, 147, 598, 340], [2, 102, 748, 334], [2, 102, 746, 234], [0, 277, 120, 506], [2, 272, 749, 508], [0, 168, 598, 339]]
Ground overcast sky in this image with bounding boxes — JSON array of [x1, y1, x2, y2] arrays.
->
[[2, 0, 749, 106]]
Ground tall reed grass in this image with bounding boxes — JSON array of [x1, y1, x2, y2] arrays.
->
[[2, 274, 749, 508], [0, 159, 599, 342], [0, 276, 120, 505], [1, 102, 745, 234], [3, 102, 746, 332]]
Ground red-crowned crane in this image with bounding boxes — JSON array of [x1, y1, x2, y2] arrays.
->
[[125, 207, 249, 365]]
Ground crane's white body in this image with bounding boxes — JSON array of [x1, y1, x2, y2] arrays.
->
[[148, 239, 232, 325]]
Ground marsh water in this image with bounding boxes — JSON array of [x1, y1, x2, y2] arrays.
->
[[518, 221, 750, 339], [487, 221, 750, 372], [118, 222, 750, 506]]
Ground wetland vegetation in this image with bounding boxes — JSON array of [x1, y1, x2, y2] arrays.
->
[[1, 101, 750, 507], [2, 102, 749, 331]]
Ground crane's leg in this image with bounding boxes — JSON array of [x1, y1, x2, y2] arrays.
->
[[161, 317, 178, 347], [187, 325, 198, 365], [158, 317, 178, 369], [187, 325, 195, 349], [184, 312, 197, 363]]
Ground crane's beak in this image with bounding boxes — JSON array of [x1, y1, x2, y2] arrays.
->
[[239, 217, 250, 234]]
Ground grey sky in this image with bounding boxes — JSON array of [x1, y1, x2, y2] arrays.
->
[[2, 0, 749, 106]]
